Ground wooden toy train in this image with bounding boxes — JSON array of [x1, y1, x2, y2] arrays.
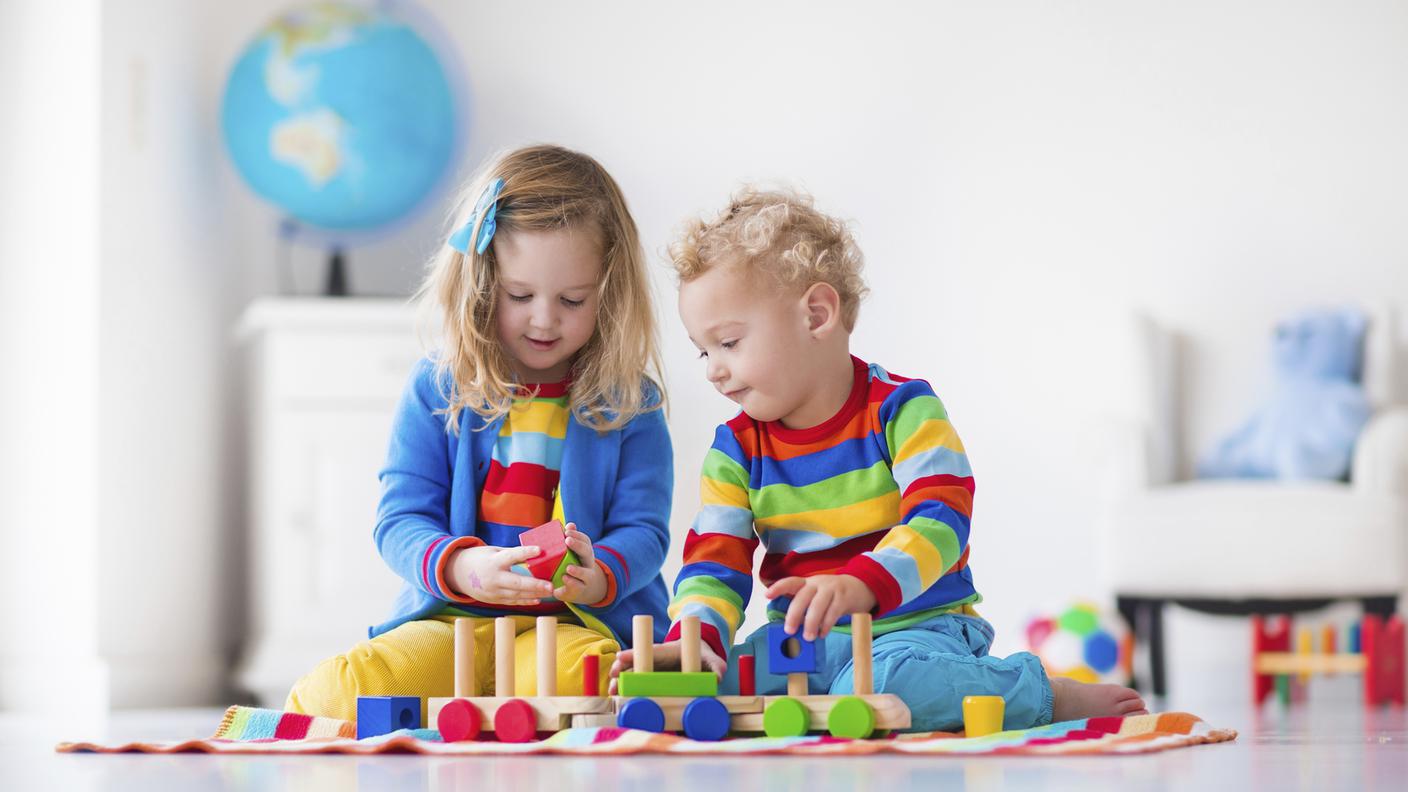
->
[[390, 612, 911, 742]]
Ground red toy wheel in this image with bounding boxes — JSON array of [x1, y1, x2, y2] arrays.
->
[[436, 699, 482, 742], [494, 699, 539, 743]]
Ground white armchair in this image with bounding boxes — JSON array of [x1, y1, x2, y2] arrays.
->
[[1100, 306, 1408, 696]]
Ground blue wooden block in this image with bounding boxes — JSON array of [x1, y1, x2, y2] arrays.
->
[[616, 697, 666, 733], [356, 696, 421, 739], [682, 696, 730, 741], [767, 622, 822, 674]]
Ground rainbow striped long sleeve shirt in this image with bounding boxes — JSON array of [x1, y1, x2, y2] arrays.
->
[[665, 356, 979, 659]]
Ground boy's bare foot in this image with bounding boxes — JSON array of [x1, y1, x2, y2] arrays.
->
[[1049, 676, 1149, 722]]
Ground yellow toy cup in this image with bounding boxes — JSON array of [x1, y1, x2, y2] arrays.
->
[[962, 695, 1005, 737]]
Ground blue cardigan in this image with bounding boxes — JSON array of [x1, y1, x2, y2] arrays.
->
[[369, 358, 673, 644]]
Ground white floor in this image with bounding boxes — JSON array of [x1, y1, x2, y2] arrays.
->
[[3, 699, 1405, 792]]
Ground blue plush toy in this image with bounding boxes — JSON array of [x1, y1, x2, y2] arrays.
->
[[1199, 308, 1372, 481]]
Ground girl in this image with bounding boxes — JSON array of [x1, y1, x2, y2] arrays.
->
[[286, 145, 673, 721]]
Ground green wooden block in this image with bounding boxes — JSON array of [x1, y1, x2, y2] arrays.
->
[[827, 695, 874, 739], [550, 549, 581, 591], [617, 671, 719, 698], [764, 697, 809, 738], [1275, 674, 1291, 706]]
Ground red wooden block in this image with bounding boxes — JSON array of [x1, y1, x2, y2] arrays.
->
[[1364, 615, 1406, 707], [738, 653, 756, 697], [1252, 615, 1290, 706], [582, 653, 600, 696], [494, 698, 539, 743], [517, 520, 569, 581], [437, 699, 482, 742]]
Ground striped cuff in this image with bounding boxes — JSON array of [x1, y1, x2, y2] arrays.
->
[[664, 619, 727, 661], [840, 555, 902, 616], [427, 536, 486, 602], [588, 558, 618, 607]]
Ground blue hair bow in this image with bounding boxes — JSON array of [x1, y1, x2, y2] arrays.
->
[[447, 177, 506, 255]]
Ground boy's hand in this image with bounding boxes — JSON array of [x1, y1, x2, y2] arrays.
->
[[766, 574, 877, 641], [552, 523, 608, 605], [447, 545, 553, 606], [605, 639, 728, 694]]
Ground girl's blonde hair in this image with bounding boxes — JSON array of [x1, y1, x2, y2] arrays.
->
[[417, 144, 664, 433], [669, 187, 868, 330]]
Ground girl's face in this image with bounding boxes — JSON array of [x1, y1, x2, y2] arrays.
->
[[492, 226, 602, 383]]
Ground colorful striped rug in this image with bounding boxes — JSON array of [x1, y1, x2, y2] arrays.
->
[[57, 707, 1235, 755]]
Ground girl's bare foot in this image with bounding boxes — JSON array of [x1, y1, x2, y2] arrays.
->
[[1049, 676, 1149, 722]]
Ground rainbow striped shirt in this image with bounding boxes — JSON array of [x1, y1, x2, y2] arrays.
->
[[447, 380, 572, 617], [665, 357, 979, 658]]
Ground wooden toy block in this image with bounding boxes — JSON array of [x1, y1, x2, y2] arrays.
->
[[851, 613, 874, 695], [537, 616, 557, 696], [428, 696, 613, 732], [827, 695, 875, 739], [633, 614, 654, 672], [768, 623, 822, 675], [454, 617, 477, 697], [517, 519, 577, 581], [436, 699, 483, 742], [1321, 624, 1337, 655], [731, 694, 911, 733], [961, 695, 1004, 738], [1364, 614, 1406, 706], [1251, 614, 1291, 705], [617, 697, 666, 732], [582, 653, 600, 696], [737, 654, 757, 696], [356, 695, 420, 739], [622, 695, 764, 731], [682, 696, 731, 741], [1349, 621, 1362, 653], [1296, 626, 1313, 684], [570, 712, 619, 728], [495, 616, 516, 696], [1254, 652, 1366, 675], [495, 699, 539, 743], [617, 671, 719, 697]]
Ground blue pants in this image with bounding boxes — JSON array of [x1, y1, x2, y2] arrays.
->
[[717, 614, 1053, 732]]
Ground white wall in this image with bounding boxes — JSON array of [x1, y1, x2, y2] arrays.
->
[[206, 1, 1408, 701], [6, 0, 1405, 709], [0, 0, 107, 714]]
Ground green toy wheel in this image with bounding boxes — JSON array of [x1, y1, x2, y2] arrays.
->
[[827, 696, 875, 739], [764, 697, 810, 738]]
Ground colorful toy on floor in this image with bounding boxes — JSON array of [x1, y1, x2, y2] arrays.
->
[[385, 610, 911, 743], [1252, 614, 1405, 707], [355, 695, 420, 739], [1026, 602, 1133, 685], [962, 695, 1005, 738]]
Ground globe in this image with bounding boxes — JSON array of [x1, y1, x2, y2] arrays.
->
[[221, 3, 459, 232], [1025, 602, 1133, 686]]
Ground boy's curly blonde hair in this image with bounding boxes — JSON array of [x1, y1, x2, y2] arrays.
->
[[669, 187, 868, 330]]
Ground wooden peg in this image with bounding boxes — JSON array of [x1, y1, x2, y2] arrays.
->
[[633, 614, 654, 673], [681, 615, 702, 673], [495, 616, 516, 696], [851, 612, 873, 696], [454, 617, 477, 697], [537, 616, 557, 697]]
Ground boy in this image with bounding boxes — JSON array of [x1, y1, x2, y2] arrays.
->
[[610, 188, 1145, 730]]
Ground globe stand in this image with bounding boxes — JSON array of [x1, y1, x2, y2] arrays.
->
[[325, 247, 349, 297]]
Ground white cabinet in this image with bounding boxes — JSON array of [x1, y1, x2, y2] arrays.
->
[[234, 297, 425, 706]]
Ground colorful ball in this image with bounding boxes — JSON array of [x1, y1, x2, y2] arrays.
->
[[1024, 602, 1132, 685]]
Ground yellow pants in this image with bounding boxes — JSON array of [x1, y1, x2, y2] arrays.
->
[[284, 615, 619, 724]]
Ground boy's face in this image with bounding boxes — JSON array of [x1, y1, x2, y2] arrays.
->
[[492, 226, 602, 383], [678, 263, 820, 425]]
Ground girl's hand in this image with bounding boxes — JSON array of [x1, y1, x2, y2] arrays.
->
[[605, 640, 728, 694], [447, 545, 554, 606], [765, 574, 877, 641], [553, 523, 608, 605]]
